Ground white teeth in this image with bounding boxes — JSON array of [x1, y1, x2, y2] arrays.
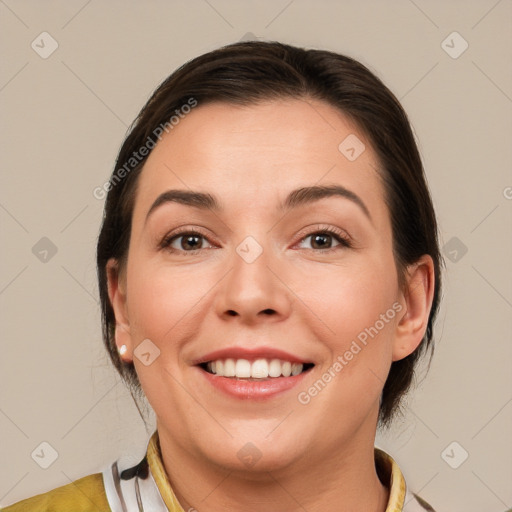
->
[[291, 363, 302, 376], [235, 359, 251, 378], [205, 358, 305, 379], [251, 359, 269, 378], [224, 358, 235, 377], [268, 359, 282, 378], [281, 361, 292, 377]]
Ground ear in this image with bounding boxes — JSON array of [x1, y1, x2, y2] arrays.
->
[[106, 258, 133, 363], [393, 255, 435, 362]]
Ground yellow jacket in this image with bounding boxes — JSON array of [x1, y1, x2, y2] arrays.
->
[[2, 432, 435, 511]]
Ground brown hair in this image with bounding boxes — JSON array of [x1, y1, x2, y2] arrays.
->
[[97, 41, 442, 426]]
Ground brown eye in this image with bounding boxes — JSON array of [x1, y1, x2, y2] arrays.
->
[[179, 234, 204, 250], [299, 231, 351, 251], [310, 233, 334, 249], [162, 232, 213, 252], [298, 232, 344, 250]]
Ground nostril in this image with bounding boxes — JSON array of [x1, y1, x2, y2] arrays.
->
[[261, 308, 276, 315], [226, 310, 237, 316]]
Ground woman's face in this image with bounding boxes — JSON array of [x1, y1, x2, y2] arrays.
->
[[110, 99, 416, 472]]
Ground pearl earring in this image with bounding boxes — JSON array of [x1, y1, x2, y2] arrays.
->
[[119, 345, 127, 356]]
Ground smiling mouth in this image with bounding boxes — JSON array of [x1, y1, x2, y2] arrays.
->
[[199, 358, 315, 380]]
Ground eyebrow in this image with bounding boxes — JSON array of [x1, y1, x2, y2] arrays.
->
[[145, 185, 371, 224], [145, 190, 220, 224], [281, 185, 371, 221]]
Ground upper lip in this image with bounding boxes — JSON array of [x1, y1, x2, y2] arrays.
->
[[192, 347, 313, 365]]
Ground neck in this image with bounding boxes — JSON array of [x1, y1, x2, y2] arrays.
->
[[157, 425, 390, 512]]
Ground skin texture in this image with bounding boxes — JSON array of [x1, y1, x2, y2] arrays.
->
[[107, 99, 435, 512]]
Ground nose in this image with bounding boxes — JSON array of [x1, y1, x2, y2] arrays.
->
[[214, 244, 293, 325]]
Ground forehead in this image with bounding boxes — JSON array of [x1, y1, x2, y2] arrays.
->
[[132, 99, 387, 220]]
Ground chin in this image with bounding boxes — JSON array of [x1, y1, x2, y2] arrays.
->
[[199, 431, 306, 475]]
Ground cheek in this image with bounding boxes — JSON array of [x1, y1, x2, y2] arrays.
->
[[296, 253, 399, 344], [124, 261, 217, 417], [299, 272, 400, 429], [293, 249, 400, 406], [125, 259, 216, 348]]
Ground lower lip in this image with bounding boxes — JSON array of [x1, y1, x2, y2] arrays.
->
[[198, 367, 310, 400]]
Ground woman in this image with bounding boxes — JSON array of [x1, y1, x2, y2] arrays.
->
[[3, 41, 441, 511]]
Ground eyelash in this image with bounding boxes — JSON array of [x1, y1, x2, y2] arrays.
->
[[159, 228, 215, 253], [159, 225, 353, 254], [295, 225, 353, 252]]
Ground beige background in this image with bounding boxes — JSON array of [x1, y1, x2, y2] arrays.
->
[[1, 1, 511, 510]]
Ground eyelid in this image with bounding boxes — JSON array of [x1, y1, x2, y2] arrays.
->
[[159, 224, 353, 253], [292, 224, 353, 249], [159, 226, 218, 251]]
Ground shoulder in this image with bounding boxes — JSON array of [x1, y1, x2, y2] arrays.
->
[[1, 473, 111, 512]]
